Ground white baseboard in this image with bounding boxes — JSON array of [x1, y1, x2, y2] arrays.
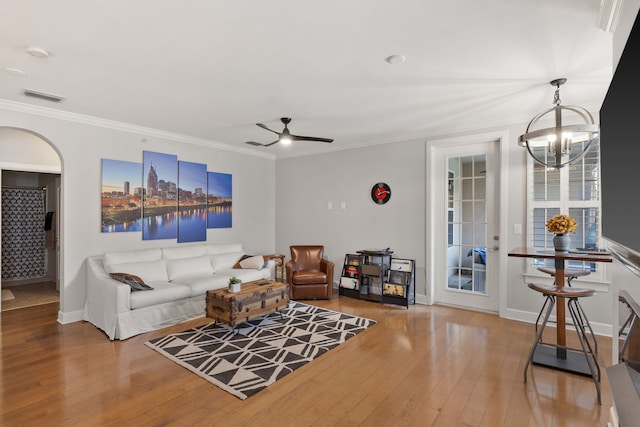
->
[[58, 309, 83, 324]]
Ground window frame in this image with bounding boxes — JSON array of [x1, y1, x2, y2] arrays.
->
[[525, 142, 606, 283]]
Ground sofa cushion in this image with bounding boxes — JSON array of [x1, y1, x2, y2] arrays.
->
[[103, 248, 162, 268], [239, 255, 265, 270], [129, 282, 191, 310], [166, 255, 214, 281], [210, 251, 244, 272], [162, 245, 207, 260], [292, 269, 327, 285], [172, 274, 230, 297], [105, 259, 169, 283]]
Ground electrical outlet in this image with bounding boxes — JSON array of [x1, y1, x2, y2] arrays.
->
[[514, 224, 522, 235]]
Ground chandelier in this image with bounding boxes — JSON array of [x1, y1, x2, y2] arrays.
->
[[518, 78, 599, 169]]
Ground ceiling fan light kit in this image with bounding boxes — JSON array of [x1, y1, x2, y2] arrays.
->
[[245, 117, 334, 147]]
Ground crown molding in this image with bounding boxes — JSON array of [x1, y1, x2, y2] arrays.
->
[[598, 0, 623, 33], [0, 99, 275, 160]]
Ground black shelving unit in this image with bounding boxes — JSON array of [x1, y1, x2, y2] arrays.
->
[[382, 258, 416, 308], [357, 249, 392, 303], [340, 249, 415, 308], [339, 253, 362, 300]]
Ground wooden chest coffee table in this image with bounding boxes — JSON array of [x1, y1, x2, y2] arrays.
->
[[205, 279, 289, 327]]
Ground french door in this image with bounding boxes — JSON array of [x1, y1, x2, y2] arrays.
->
[[429, 136, 502, 313]]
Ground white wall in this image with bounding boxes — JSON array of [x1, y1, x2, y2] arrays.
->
[[275, 140, 426, 296], [0, 106, 276, 322]]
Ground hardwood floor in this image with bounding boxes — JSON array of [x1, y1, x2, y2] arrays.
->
[[1, 281, 59, 312], [0, 298, 613, 426]]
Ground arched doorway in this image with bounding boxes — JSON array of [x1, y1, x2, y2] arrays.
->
[[0, 127, 63, 313]]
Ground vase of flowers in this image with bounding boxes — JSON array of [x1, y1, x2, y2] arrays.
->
[[546, 214, 577, 252]]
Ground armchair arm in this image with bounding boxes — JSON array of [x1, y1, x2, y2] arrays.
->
[[320, 259, 335, 286]]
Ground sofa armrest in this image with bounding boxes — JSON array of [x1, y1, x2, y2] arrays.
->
[[264, 258, 276, 279], [84, 256, 132, 340]]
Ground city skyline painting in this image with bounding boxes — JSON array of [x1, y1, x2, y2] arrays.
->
[[142, 150, 178, 241], [207, 172, 232, 228], [101, 159, 142, 233], [177, 160, 207, 243]]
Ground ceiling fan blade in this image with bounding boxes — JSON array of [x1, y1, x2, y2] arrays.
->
[[245, 141, 264, 146], [291, 134, 334, 143], [263, 139, 280, 147], [256, 123, 281, 135]]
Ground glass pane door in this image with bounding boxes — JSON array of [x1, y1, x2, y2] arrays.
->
[[447, 155, 487, 294]]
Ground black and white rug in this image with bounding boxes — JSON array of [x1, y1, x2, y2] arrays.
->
[[145, 301, 376, 399]]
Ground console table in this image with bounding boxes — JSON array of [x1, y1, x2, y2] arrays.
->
[[508, 247, 612, 374]]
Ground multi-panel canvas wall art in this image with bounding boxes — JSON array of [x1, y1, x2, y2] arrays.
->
[[177, 161, 207, 243], [101, 151, 232, 240], [101, 159, 142, 232], [143, 151, 178, 240], [207, 172, 232, 228]]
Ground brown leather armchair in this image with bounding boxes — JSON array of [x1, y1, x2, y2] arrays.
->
[[285, 245, 334, 299]]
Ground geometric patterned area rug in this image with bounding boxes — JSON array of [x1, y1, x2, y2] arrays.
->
[[145, 301, 376, 399]]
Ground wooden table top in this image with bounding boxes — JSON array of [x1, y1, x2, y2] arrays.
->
[[508, 247, 613, 263], [207, 279, 286, 298]]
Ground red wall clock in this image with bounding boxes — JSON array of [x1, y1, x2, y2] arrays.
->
[[371, 182, 391, 205]]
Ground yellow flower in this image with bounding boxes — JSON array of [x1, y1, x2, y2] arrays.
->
[[545, 214, 577, 234]]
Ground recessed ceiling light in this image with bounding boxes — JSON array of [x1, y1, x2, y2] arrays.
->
[[4, 67, 27, 76], [26, 46, 50, 58], [385, 54, 406, 64]]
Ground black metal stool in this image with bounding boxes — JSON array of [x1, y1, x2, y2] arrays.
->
[[524, 283, 601, 404]]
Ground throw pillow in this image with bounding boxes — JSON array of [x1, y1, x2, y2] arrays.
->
[[238, 255, 265, 270], [109, 273, 154, 291]]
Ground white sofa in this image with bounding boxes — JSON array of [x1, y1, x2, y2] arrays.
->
[[83, 243, 274, 340]]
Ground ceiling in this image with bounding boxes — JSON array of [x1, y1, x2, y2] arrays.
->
[[0, 0, 625, 159]]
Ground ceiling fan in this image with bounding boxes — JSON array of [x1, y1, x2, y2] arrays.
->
[[245, 117, 334, 147]]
